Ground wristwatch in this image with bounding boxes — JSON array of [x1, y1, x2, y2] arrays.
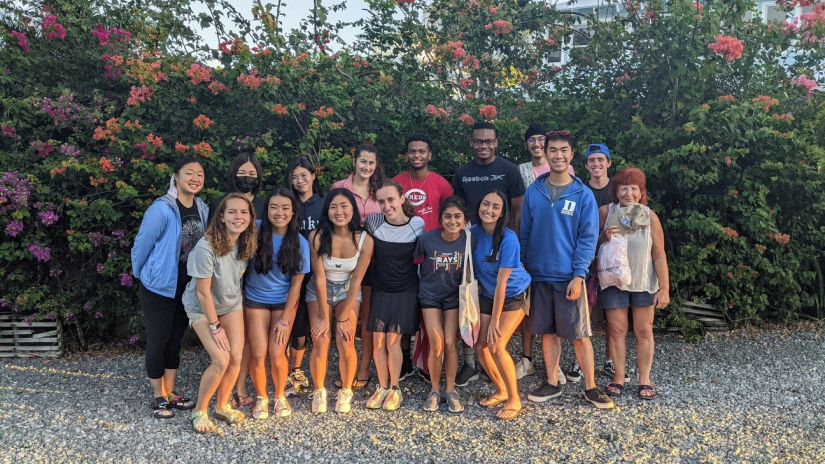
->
[[209, 320, 221, 331]]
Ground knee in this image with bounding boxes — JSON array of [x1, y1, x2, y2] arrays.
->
[[429, 335, 445, 357], [228, 350, 243, 368], [490, 341, 508, 356], [291, 336, 307, 351], [634, 325, 654, 342], [608, 321, 628, 339], [373, 336, 385, 351], [212, 353, 231, 373], [250, 344, 267, 363], [444, 337, 457, 355]]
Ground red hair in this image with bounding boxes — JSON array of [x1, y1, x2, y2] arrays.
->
[[610, 167, 648, 205]]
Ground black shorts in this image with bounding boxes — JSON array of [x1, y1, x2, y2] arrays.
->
[[243, 298, 287, 312], [479, 292, 528, 316], [419, 293, 459, 311]]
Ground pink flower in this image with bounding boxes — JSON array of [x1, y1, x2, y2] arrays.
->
[[791, 74, 818, 94], [5, 221, 23, 237], [459, 113, 475, 126], [28, 242, 51, 262], [1, 124, 17, 138], [91, 24, 110, 46], [96, 263, 104, 273], [11, 31, 29, 52], [43, 15, 66, 40], [479, 104, 498, 119], [725, 156, 732, 165], [425, 104, 439, 115], [708, 35, 744, 61], [490, 7, 497, 15]]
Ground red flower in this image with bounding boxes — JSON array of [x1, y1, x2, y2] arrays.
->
[[271, 104, 288, 115], [193, 142, 212, 157], [175, 142, 188, 153], [459, 113, 475, 126], [479, 105, 498, 119], [708, 35, 744, 61], [193, 114, 214, 130]]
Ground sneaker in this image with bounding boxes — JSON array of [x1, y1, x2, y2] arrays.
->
[[310, 388, 327, 414], [273, 396, 292, 418], [284, 378, 298, 397], [366, 386, 390, 409], [383, 387, 403, 411], [527, 381, 563, 402], [252, 396, 269, 420], [290, 368, 309, 388], [558, 366, 567, 385], [566, 362, 583, 383], [479, 368, 491, 383], [604, 361, 631, 383], [445, 390, 464, 413], [585, 387, 615, 409], [422, 390, 441, 412], [455, 363, 479, 387], [334, 388, 354, 413], [400, 357, 414, 381], [416, 368, 431, 383], [515, 357, 536, 380]]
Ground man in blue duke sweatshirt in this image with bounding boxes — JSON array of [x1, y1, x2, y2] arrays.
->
[[519, 130, 614, 409]]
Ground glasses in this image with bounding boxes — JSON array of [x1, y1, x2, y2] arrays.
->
[[546, 130, 571, 136], [471, 139, 497, 147], [527, 136, 546, 145]]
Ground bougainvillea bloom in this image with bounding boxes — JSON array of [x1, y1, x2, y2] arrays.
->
[[791, 74, 818, 94], [271, 104, 288, 115], [459, 113, 475, 126], [43, 15, 67, 40], [708, 35, 744, 61], [479, 105, 498, 119], [193, 114, 214, 130], [11, 31, 29, 52]]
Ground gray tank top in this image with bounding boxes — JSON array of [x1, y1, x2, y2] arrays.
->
[[605, 203, 658, 293]]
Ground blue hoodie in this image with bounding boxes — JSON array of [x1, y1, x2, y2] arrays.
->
[[131, 194, 209, 298], [519, 174, 598, 282]]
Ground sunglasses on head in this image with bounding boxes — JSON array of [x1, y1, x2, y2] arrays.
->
[[546, 130, 571, 136]]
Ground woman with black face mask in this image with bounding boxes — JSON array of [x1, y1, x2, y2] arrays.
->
[[208, 152, 266, 408]]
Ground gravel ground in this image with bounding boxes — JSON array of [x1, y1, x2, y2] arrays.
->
[[1, 324, 824, 463]]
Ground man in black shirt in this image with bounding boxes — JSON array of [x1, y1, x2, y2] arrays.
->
[[453, 122, 525, 232], [584, 143, 613, 208]]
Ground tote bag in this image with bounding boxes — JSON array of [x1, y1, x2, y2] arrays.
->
[[459, 230, 481, 347]]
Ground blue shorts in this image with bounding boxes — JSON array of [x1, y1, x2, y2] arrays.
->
[[526, 281, 591, 340], [305, 275, 362, 306], [599, 286, 656, 309]]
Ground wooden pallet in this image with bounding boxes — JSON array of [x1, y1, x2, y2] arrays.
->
[[0, 313, 63, 358], [680, 301, 729, 332]]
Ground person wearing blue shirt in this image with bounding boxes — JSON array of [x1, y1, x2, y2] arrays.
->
[[519, 130, 613, 410], [243, 189, 310, 420], [471, 190, 530, 421]]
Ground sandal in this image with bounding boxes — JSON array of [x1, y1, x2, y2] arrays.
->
[[638, 384, 657, 400], [167, 391, 195, 410], [478, 396, 506, 408], [606, 382, 625, 397], [335, 376, 370, 389], [214, 406, 246, 425], [191, 410, 217, 434], [151, 398, 174, 419], [232, 392, 254, 407], [496, 406, 525, 421]]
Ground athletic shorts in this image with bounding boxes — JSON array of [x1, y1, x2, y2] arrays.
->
[[526, 281, 592, 340], [243, 299, 287, 312], [419, 293, 459, 312], [479, 291, 528, 316]]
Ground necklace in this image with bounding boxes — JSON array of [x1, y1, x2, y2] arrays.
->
[[408, 170, 430, 190]]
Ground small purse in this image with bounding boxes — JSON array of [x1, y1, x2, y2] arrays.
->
[[459, 230, 481, 347]]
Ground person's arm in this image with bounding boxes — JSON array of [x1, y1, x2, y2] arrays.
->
[[195, 276, 228, 350], [518, 192, 532, 263], [568, 192, 598, 300], [272, 273, 306, 344], [130, 203, 167, 279], [510, 195, 523, 235], [487, 267, 513, 346], [597, 205, 616, 247], [336, 234, 374, 341], [650, 211, 670, 309], [308, 231, 331, 337]]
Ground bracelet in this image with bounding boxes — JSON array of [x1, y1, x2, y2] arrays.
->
[[208, 319, 218, 326], [278, 317, 290, 327], [337, 318, 349, 323], [210, 328, 223, 336]]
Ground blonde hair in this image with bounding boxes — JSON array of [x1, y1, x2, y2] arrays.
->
[[205, 192, 257, 259]]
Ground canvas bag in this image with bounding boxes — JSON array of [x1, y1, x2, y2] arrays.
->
[[459, 230, 481, 347]]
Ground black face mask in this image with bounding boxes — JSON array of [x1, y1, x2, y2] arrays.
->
[[234, 176, 258, 193]]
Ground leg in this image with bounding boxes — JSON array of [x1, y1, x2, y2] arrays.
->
[[336, 303, 360, 389], [631, 305, 655, 387], [521, 322, 532, 358], [605, 307, 629, 385], [307, 300, 331, 390], [442, 309, 459, 392], [139, 286, 175, 399], [357, 285, 374, 380], [386, 332, 402, 387], [161, 294, 190, 396], [572, 337, 597, 390], [289, 302, 309, 372], [268, 310, 291, 398], [422, 308, 445, 392], [245, 309, 272, 397], [215, 310, 245, 410], [489, 310, 525, 414], [542, 334, 562, 385], [477, 314, 507, 404], [235, 331, 252, 400], [191, 317, 232, 414], [373, 332, 389, 388]]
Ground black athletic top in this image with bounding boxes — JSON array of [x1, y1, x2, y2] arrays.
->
[[365, 213, 425, 293]]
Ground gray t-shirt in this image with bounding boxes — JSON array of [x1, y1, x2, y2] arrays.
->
[[182, 238, 248, 316], [545, 178, 574, 203]]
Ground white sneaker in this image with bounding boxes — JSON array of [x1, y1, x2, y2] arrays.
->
[[335, 388, 354, 413], [252, 396, 269, 420], [515, 357, 536, 380], [273, 396, 292, 418], [310, 388, 327, 414], [558, 366, 567, 385]]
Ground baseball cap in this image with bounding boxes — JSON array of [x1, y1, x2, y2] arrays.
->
[[585, 143, 610, 159]]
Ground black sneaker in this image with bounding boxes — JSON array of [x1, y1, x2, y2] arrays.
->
[[400, 357, 414, 381], [527, 382, 562, 402], [478, 368, 491, 383], [584, 388, 615, 409], [604, 360, 631, 383], [566, 362, 583, 383], [454, 363, 479, 387], [416, 368, 431, 383]]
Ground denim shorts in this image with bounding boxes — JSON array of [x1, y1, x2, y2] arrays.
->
[[305, 275, 362, 306], [599, 286, 656, 309], [185, 304, 242, 326]]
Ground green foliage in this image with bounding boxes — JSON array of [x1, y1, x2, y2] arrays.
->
[[1, 0, 824, 344]]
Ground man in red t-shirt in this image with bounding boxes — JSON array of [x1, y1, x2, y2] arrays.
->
[[394, 133, 454, 232]]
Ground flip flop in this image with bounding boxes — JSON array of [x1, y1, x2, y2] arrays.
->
[[496, 406, 526, 421], [606, 382, 625, 397], [335, 376, 370, 389], [233, 392, 254, 407], [637, 384, 657, 400], [478, 396, 506, 408], [168, 391, 195, 410]]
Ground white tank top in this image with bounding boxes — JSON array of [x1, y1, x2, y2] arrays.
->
[[323, 232, 367, 282], [605, 203, 659, 293]]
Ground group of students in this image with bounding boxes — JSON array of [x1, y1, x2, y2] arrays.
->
[[131, 122, 670, 432]]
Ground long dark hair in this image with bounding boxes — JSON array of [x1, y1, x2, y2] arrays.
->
[[255, 188, 304, 276], [354, 144, 386, 197], [316, 188, 362, 257], [226, 153, 263, 195], [285, 156, 323, 198], [479, 189, 510, 263], [438, 196, 469, 222], [376, 178, 416, 218]]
